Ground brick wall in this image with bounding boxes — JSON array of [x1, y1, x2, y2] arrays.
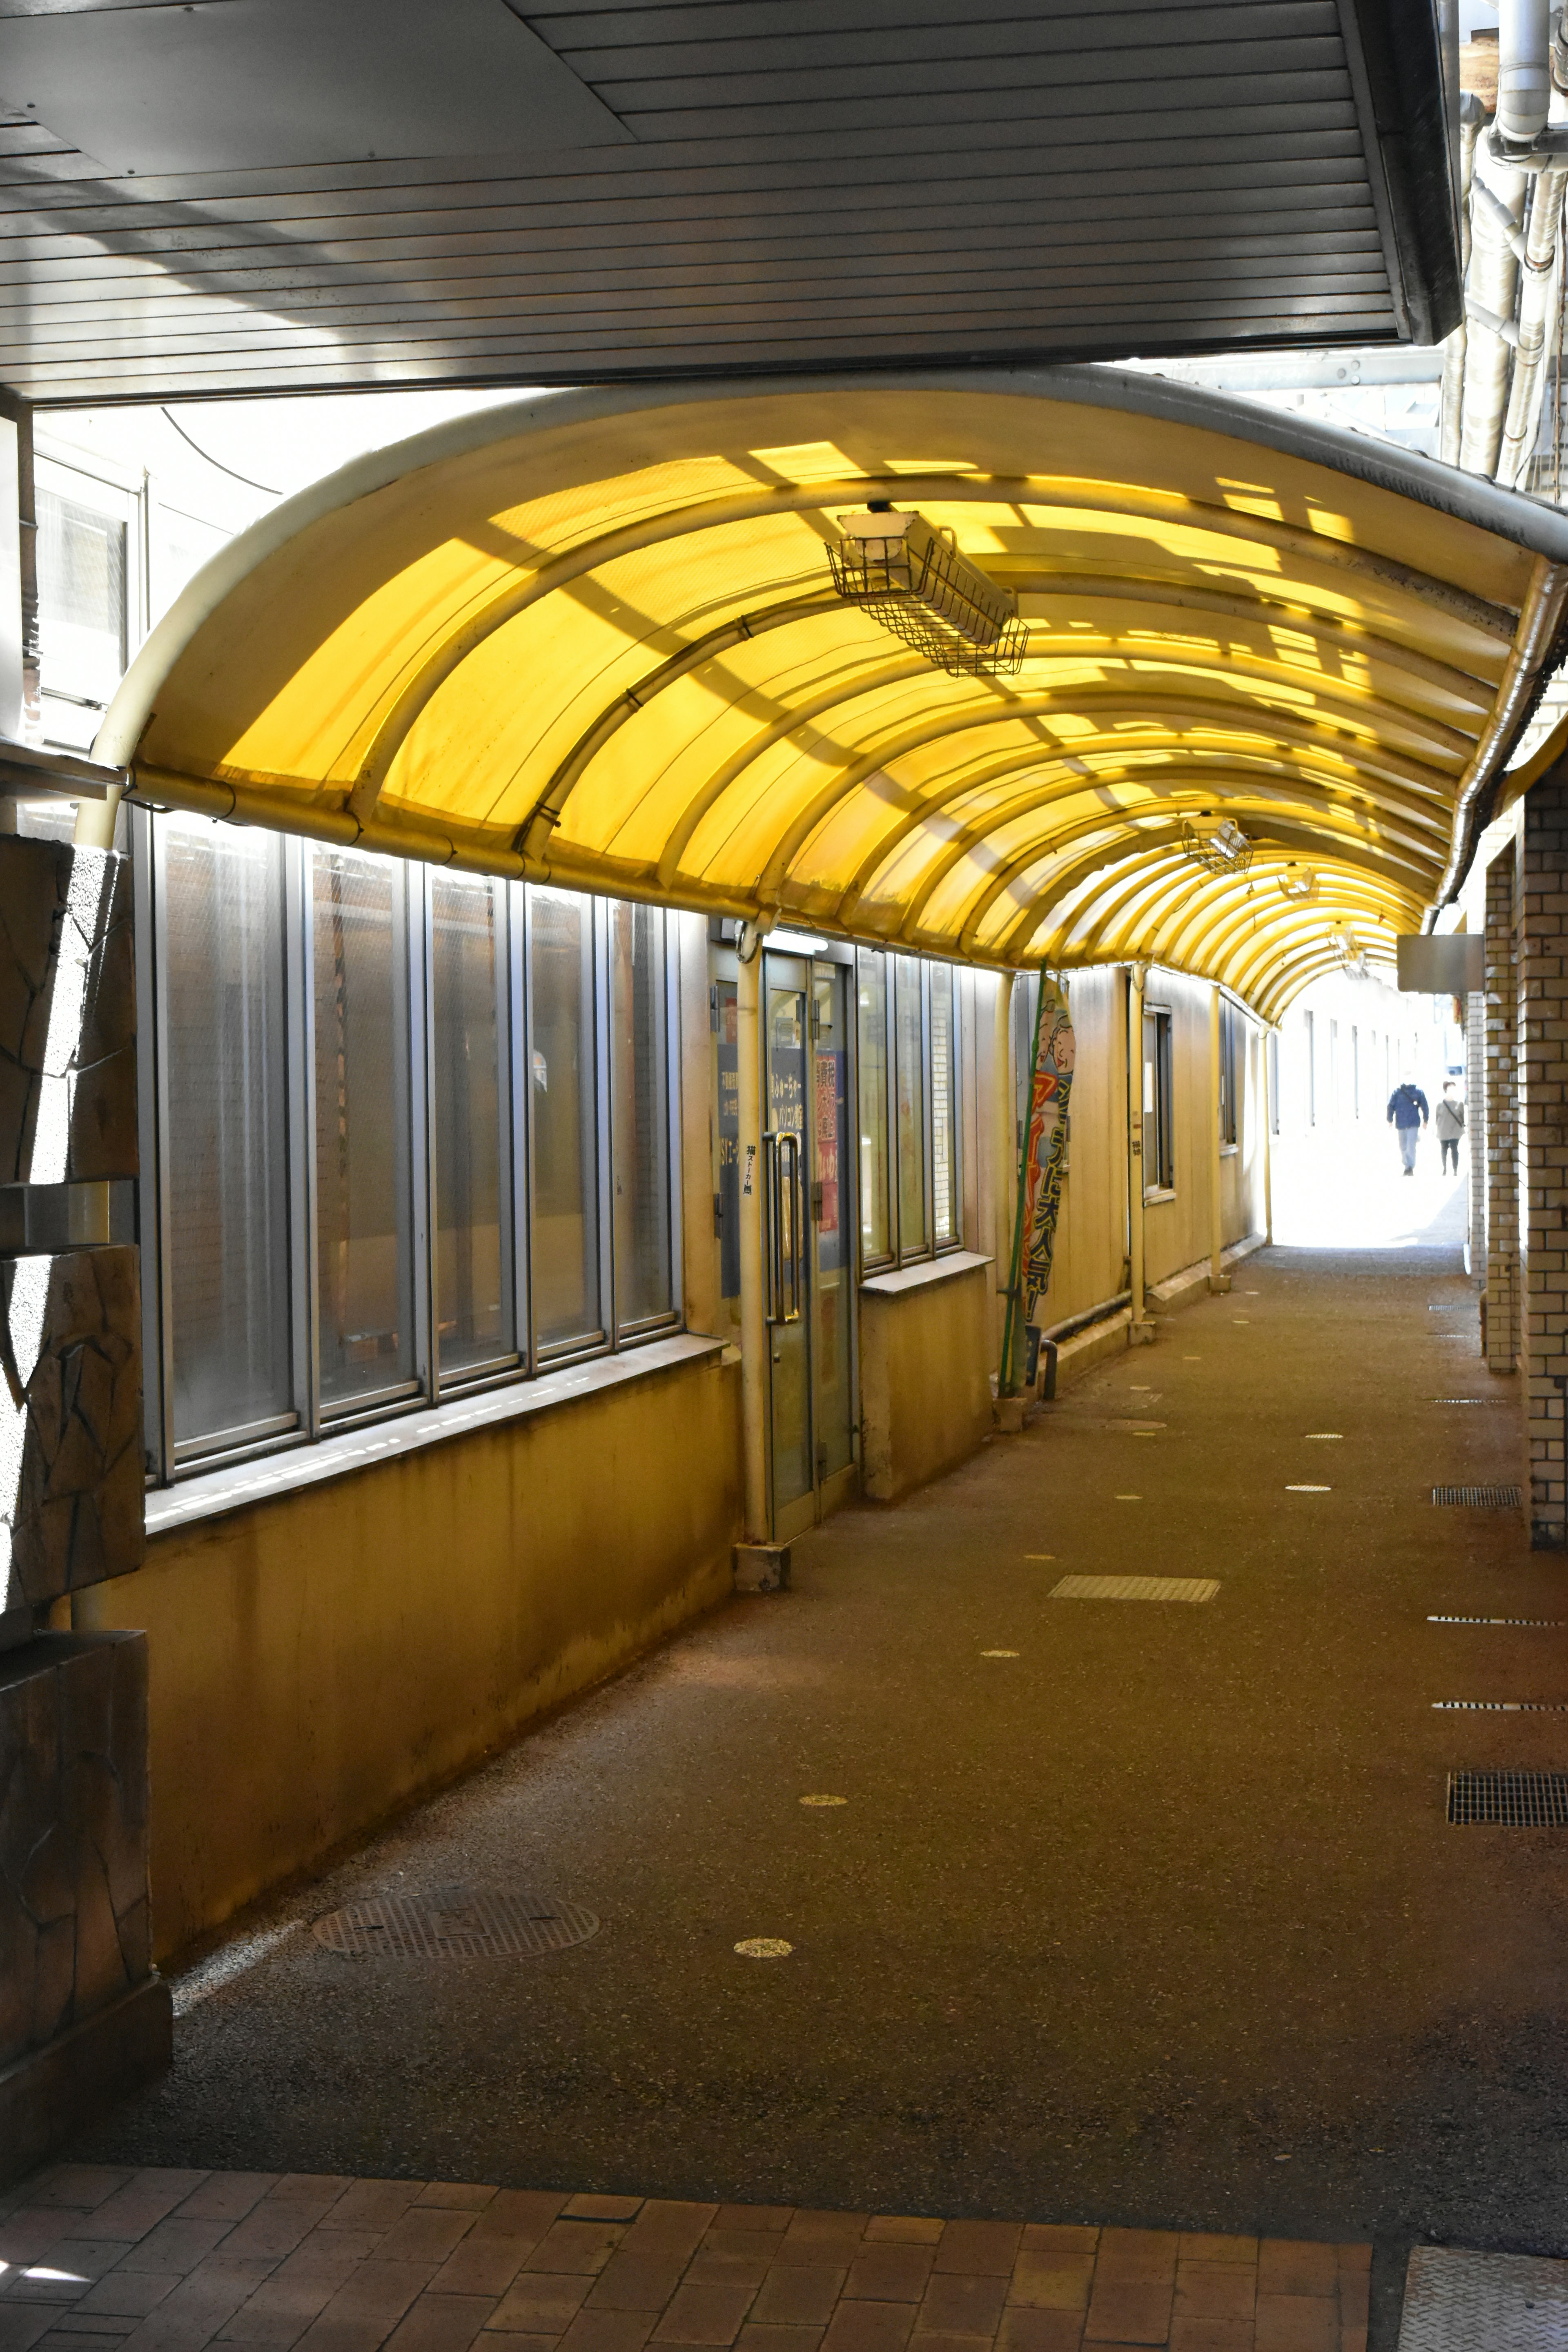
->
[[1485, 840, 1521, 1376], [1519, 778, 1568, 1547], [1466, 984, 1486, 1278]]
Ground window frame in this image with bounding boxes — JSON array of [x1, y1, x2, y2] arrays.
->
[[138, 817, 684, 1487], [1218, 997, 1239, 1149], [1142, 1003, 1175, 1196], [855, 947, 964, 1278]]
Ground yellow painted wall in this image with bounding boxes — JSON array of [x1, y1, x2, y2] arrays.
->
[[859, 1260, 993, 1501], [81, 1349, 742, 1962]]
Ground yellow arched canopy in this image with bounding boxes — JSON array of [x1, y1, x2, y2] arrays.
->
[[101, 368, 1568, 1023]]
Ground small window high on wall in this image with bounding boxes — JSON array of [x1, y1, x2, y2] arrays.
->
[[856, 947, 963, 1271], [138, 812, 681, 1482], [1142, 1005, 1175, 1192]]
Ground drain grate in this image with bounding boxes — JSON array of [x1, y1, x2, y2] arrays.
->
[[1432, 1485, 1521, 1508], [312, 1884, 599, 1960], [1399, 2244, 1568, 2350], [1432, 1397, 1507, 1406], [1429, 1615, 1566, 1626], [1051, 1573, 1218, 1604], [1447, 1771, 1568, 1826], [1433, 1700, 1568, 1712]]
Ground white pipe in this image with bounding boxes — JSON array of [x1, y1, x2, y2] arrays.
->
[[1499, 0, 1551, 144], [1442, 103, 1486, 468], [1497, 164, 1568, 483], [1460, 144, 1528, 476]]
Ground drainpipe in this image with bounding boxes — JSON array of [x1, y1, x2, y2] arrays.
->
[[736, 918, 771, 1546], [1462, 156, 1528, 477], [1500, 0, 1552, 145], [1127, 964, 1154, 1345], [1208, 987, 1230, 1294], [1496, 160, 1568, 485], [992, 969, 1014, 1381]]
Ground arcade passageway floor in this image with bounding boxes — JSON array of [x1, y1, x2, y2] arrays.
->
[[50, 1229, 1568, 2342]]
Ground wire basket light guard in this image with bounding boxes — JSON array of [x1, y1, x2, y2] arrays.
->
[[828, 509, 1027, 677]]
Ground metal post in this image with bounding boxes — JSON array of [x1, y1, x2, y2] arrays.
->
[[1128, 964, 1154, 1344], [1208, 986, 1230, 1294], [737, 923, 769, 1546], [992, 969, 1014, 1378]]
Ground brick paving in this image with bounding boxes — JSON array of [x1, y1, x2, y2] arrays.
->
[[0, 2172, 1366, 2352]]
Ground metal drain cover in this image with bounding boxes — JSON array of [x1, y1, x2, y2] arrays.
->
[[1432, 1484, 1521, 1507], [1399, 2245, 1568, 2350], [312, 1884, 599, 1959], [1447, 1771, 1568, 1826], [1051, 1573, 1218, 1604]]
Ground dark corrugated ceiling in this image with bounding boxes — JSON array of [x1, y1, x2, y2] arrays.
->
[[0, 0, 1461, 405]]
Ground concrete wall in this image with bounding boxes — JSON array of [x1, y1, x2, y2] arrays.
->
[[859, 1257, 993, 1502], [82, 1347, 741, 1960]]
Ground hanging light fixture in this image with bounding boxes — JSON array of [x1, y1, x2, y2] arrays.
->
[[827, 505, 1027, 677], [1279, 863, 1318, 902], [1179, 811, 1254, 875]]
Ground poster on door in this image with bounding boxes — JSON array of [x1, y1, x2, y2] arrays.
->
[[1020, 979, 1076, 1329], [814, 1044, 844, 1272]]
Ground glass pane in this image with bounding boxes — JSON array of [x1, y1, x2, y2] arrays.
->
[[530, 888, 601, 1349], [610, 902, 672, 1327], [714, 979, 740, 1309], [894, 954, 928, 1256], [313, 849, 415, 1410], [812, 966, 854, 1482], [38, 489, 127, 752], [766, 975, 811, 1513], [857, 949, 890, 1264], [432, 872, 511, 1377], [164, 818, 292, 1452], [930, 964, 958, 1245]]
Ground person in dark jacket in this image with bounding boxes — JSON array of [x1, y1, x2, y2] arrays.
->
[[1387, 1079, 1430, 1176]]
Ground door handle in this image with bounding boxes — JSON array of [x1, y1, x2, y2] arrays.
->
[[779, 1131, 803, 1325], [764, 1129, 803, 1326]]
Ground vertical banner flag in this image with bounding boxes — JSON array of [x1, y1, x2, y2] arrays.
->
[[1001, 976, 1076, 1394]]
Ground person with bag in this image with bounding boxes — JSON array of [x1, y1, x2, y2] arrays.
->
[[1434, 1081, 1466, 1176]]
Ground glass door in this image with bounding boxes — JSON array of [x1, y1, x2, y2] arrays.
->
[[810, 964, 855, 1505]]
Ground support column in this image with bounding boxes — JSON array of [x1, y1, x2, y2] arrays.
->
[[1207, 987, 1229, 1293], [1519, 780, 1568, 1546], [736, 930, 768, 1549], [1485, 841, 1521, 1373], [1127, 964, 1154, 1343]]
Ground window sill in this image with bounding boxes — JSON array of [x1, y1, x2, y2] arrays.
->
[[145, 1331, 728, 1540], [1220, 1143, 1240, 1158], [859, 1249, 991, 1299], [1143, 1186, 1177, 1205]]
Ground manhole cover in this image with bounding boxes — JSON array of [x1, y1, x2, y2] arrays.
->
[[1399, 2244, 1568, 2350], [1447, 1771, 1568, 1826], [1432, 1485, 1521, 1508], [312, 1884, 599, 1959]]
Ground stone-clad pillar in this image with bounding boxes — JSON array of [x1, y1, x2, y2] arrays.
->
[[1485, 841, 1521, 1373], [1518, 777, 1568, 1547], [0, 829, 167, 2181]]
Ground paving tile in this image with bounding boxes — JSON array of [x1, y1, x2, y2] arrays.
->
[[1169, 2324, 1256, 2352], [1252, 2296, 1334, 2352], [931, 2234, 1018, 2284], [557, 2316, 656, 2352], [1091, 2240, 1178, 2288], [93, 2188, 211, 2247], [488, 2279, 593, 2335], [861, 2234, 940, 2253], [679, 2265, 771, 2297], [373, 2224, 476, 2272], [709, 2227, 790, 2245], [844, 2252, 933, 2307], [0, 2313, 59, 2352], [1176, 2244, 1254, 2272], [288, 2322, 391, 2352], [382, 2296, 498, 2352], [1173, 2270, 1255, 2322], [1016, 2242, 1095, 2265], [523, 2235, 622, 2283], [586, 2262, 691, 2321], [322, 2197, 422, 2242], [561, 2213, 641, 2232], [916, 2281, 1006, 2338], [817, 2307, 913, 2352], [1336, 2275, 1368, 2332], [52, 2323, 149, 2340], [476, 2339, 559, 2352], [906, 2334, 996, 2352], [1, 2219, 85, 2268], [12, 2242, 134, 2295], [31, 2185, 134, 2219], [748, 2272, 844, 2330], [263, 2197, 352, 2218], [1255, 2252, 1335, 2303], [613, 2220, 712, 2266], [77, 2281, 182, 2321], [735, 2330, 822, 2352], [1332, 2253, 1369, 2276], [1082, 2281, 1174, 2346], [319, 2268, 440, 2328], [410, 2205, 494, 2222], [650, 2284, 757, 2347], [431, 2251, 534, 2303], [174, 2195, 276, 2231], [466, 2208, 564, 2256], [1005, 2259, 1093, 2315], [287, 2245, 385, 2275], [695, 2248, 775, 2273], [114, 2313, 234, 2352], [215, 2219, 318, 2268], [777, 2231, 864, 2265], [115, 2227, 237, 2278]]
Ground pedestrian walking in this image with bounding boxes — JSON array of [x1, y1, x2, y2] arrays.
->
[[1434, 1081, 1466, 1176], [1387, 1078, 1430, 1176]]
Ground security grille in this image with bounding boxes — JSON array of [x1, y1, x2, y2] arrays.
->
[[1447, 1771, 1568, 1825], [1433, 1701, 1568, 1712], [312, 1884, 599, 1959], [1432, 1486, 1521, 1507], [1428, 1615, 1564, 1626]]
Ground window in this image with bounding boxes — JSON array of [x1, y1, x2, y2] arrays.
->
[[857, 949, 891, 1266], [140, 819, 680, 1480], [1218, 998, 1238, 1147], [1267, 1031, 1280, 1136], [1142, 1005, 1174, 1192], [1351, 1024, 1360, 1119], [1305, 1009, 1316, 1125], [857, 948, 962, 1270], [160, 817, 293, 1460], [36, 486, 127, 753]]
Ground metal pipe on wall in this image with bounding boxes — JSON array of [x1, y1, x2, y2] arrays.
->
[[1462, 149, 1529, 477], [736, 923, 769, 1543], [1497, 163, 1568, 484]]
